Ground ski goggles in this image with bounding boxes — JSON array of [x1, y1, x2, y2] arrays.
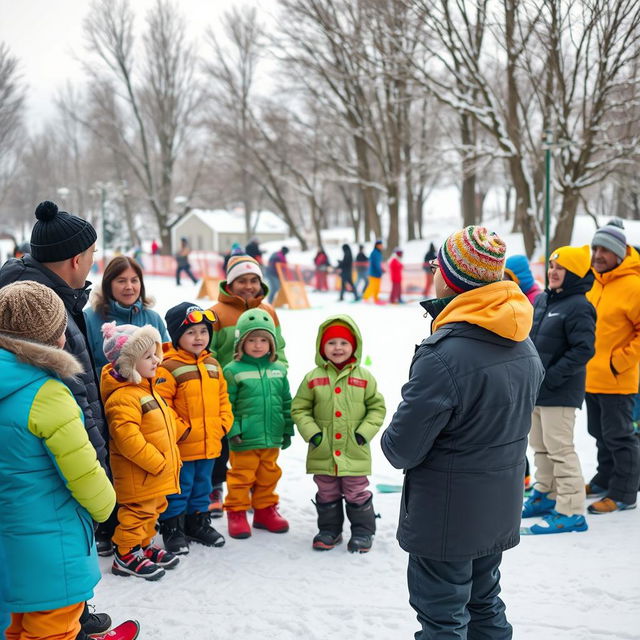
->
[[182, 309, 216, 326]]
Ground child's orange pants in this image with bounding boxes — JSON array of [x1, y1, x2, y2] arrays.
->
[[224, 448, 282, 511], [113, 496, 168, 555], [363, 276, 381, 301], [6, 601, 84, 640]]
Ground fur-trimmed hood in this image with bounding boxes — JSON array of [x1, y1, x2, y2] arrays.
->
[[0, 333, 83, 396]]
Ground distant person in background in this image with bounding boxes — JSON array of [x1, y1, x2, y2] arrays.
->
[[422, 242, 437, 296], [266, 246, 289, 304], [12, 242, 30, 259], [245, 237, 264, 264], [313, 248, 330, 292], [504, 255, 543, 303], [354, 244, 369, 297], [151, 239, 160, 255], [84, 256, 169, 381], [337, 244, 358, 302], [223, 243, 245, 272], [132, 244, 144, 269], [176, 237, 198, 286], [389, 248, 404, 304], [363, 240, 384, 304]]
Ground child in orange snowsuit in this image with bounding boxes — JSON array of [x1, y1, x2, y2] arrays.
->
[[100, 322, 183, 581], [156, 303, 233, 554]]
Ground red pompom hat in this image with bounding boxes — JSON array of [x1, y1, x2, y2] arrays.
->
[[320, 323, 357, 358]]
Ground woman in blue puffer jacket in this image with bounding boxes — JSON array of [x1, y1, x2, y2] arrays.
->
[[84, 256, 169, 380]]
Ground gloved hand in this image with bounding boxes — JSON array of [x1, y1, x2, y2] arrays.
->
[[355, 433, 366, 445], [282, 434, 292, 450], [230, 435, 243, 446], [310, 433, 323, 448]]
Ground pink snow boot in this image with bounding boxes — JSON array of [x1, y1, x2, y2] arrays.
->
[[89, 619, 140, 639], [253, 504, 289, 533]]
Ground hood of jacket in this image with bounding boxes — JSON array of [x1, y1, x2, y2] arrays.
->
[[0, 334, 83, 401], [592, 245, 640, 285], [430, 280, 533, 342], [314, 314, 363, 367], [161, 343, 211, 365], [100, 362, 149, 404]]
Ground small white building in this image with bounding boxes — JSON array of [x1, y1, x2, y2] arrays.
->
[[171, 209, 289, 253]]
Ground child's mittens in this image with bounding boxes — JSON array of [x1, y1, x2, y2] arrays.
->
[[230, 435, 243, 446], [282, 434, 291, 450], [310, 433, 322, 448], [355, 433, 366, 446]]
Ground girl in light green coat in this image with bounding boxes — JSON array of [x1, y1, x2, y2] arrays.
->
[[292, 314, 385, 553]]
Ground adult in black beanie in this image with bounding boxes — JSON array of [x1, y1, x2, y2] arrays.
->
[[0, 200, 114, 636]]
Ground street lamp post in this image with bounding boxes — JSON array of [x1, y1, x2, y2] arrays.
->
[[543, 129, 553, 288]]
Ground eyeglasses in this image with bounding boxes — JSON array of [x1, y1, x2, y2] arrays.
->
[[429, 259, 440, 275], [182, 309, 216, 326]]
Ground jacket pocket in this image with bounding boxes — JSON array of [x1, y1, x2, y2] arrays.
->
[[76, 507, 95, 556], [401, 474, 410, 518]]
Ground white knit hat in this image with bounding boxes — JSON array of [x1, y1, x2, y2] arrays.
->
[[226, 255, 264, 285]]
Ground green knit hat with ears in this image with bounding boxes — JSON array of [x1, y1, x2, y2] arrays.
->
[[234, 309, 277, 361]]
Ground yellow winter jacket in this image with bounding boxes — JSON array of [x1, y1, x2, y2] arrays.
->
[[586, 248, 640, 394], [156, 345, 233, 461], [101, 365, 181, 503]]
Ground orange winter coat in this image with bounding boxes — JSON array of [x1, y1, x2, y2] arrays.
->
[[101, 365, 181, 503], [156, 346, 233, 461], [586, 247, 640, 394]]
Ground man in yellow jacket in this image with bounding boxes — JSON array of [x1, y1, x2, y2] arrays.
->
[[585, 219, 640, 513]]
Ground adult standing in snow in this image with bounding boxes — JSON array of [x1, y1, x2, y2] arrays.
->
[[0, 200, 115, 637], [388, 248, 404, 304], [337, 244, 358, 301], [363, 240, 384, 304], [175, 237, 198, 285], [422, 242, 437, 296], [523, 245, 595, 534], [313, 248, 330, 291], [382, 226, 544, 640], [266, 246, 289, 304], [245, 237, 264, 264], [584, 219, 640, 513], [354, 244, 369, 297]]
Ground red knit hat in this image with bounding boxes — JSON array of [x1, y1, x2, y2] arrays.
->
[[320, 323, 356, 358]]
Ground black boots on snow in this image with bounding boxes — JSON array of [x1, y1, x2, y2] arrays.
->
[[313, 497, 345, 550], [159, 514, 189, 555], [345, 496, 376, 553], [185, 512, 226, 547]]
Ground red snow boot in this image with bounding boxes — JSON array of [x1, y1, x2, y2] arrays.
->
[[227, 510, 251, 539], [253, 504, 289, 533], [89, 619, 140, 639]]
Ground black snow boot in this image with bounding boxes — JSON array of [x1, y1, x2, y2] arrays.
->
[[79, 602, 111, 635], [312, 496, 344, 551], [159, 514, 189, 555], [345, 496, 377, 553], [185, 512, 226, 547]]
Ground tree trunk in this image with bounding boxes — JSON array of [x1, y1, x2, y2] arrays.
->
[[387, 182, 400, 254], [550, 189, 580, 252], [460, 113, 477, 226], [354, 134, 381, 241]]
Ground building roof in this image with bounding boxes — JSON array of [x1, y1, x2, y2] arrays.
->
[[186, 209, 288, 235]]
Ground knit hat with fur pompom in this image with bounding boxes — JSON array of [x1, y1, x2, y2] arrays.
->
[[101, 321, 162, 383]]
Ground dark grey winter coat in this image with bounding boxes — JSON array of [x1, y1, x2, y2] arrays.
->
[[530, 272, 596, 408], [0, 255, 108, 467], [382, 284, 544, 562]]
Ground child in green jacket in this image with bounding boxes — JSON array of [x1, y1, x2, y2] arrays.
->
[[291, 314, 386, 553], [222, 309, 294, 540]]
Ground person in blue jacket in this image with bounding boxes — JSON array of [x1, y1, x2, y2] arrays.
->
[[363, 240, 384, 303], [84, 255, 169, 380], [0, 281, 116, 640]]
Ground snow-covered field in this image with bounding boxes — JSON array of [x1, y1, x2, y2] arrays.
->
[[91, 280, 640, 640]]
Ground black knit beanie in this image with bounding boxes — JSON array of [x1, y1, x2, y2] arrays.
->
[[30, 201, 97, 262], [165, 302, 214, 348]]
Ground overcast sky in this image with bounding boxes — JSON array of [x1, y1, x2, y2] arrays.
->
[[0, 0, 257, 130]]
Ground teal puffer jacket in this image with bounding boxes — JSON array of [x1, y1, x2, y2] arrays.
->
[[291, 314, 386, 476], [223, 355, 294, 451]]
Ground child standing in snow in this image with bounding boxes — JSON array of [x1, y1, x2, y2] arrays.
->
[[0, 282, 116, 640], [156, 303, 232, 553], [207, 254, 287, 516], [100, 322, 182, 581], [223, 309, 294, 539], [389, 248, 404, 304], [291, 315, 386, 553]]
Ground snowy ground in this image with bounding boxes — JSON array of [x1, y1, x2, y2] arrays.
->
[[92, 281, 640, 639]]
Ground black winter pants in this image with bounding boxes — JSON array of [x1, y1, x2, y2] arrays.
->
[[407, 552, 511, 640], [585, 392, 640, 504]]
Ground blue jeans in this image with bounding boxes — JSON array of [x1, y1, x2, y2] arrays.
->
[[161, 459, 215, 518], [407, 552, 511, 640]]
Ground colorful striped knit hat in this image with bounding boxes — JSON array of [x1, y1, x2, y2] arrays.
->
[[438, 226, 506, 293], [226, 254, 264, 284]]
